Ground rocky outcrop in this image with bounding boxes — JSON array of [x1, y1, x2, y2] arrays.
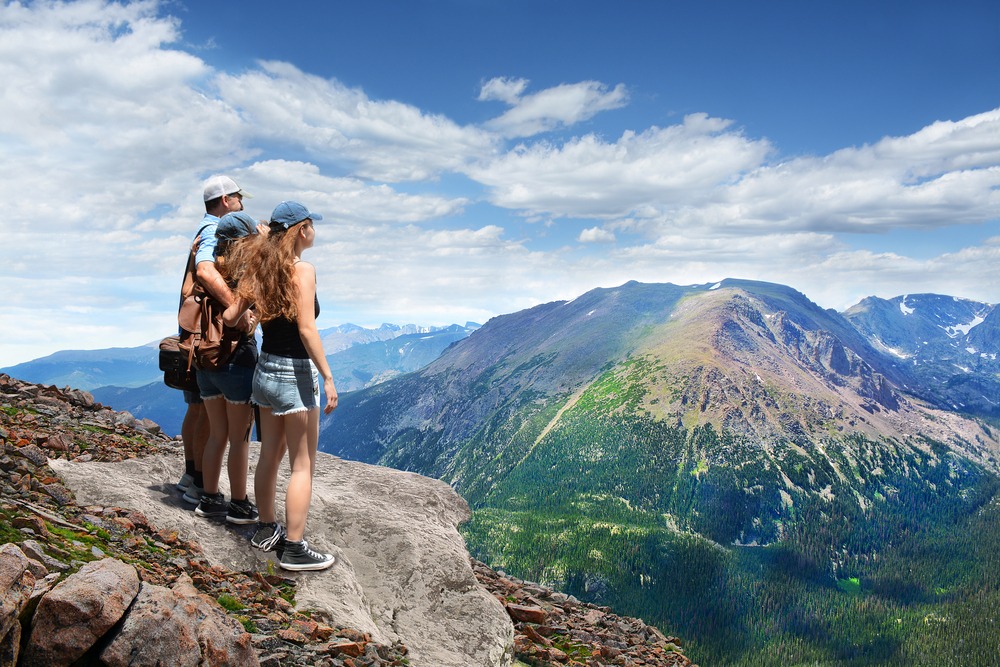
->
[[50, 447, 514, 667]]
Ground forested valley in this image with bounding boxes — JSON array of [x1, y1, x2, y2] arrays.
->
[[460, 410, 1000, 666]]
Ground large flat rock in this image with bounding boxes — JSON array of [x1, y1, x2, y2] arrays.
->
[[50, 445, 513, 667]]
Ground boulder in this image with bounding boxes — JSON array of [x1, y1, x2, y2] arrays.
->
[[100, 575, 258, 667], [0, 543, 34, 667], [0, 543, 34, 639], [21, 558, 139, 667]]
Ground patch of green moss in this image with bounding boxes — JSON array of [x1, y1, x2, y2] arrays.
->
[[551, 633, 594, 660], [79, 423, 114, 435], [217, 593, 245, 612], [0, 509, 24, 543]]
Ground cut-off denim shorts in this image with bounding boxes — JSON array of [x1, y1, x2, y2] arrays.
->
[[252, 351, 319, 416], [196, 363, 254, 404]]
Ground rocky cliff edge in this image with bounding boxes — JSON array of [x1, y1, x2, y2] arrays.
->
[[50, 445, 513, 667]]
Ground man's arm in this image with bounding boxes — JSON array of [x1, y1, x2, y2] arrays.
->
[[196, 261, 234, 306]]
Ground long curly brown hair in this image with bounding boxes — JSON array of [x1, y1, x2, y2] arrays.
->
[[225, 226, 302, 323]]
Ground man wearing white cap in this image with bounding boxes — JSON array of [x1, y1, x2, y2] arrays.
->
[[177, 175, 256, 511]]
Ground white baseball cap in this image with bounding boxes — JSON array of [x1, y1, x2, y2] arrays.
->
[[202, 175, 252, 202]]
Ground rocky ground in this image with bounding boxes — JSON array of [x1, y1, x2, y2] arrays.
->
[[0, 373, 693, 666]]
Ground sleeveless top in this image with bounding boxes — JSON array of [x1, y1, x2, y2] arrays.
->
[[261, 295, 320, 359]]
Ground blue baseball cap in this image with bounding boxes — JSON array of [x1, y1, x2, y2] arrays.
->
[[217, 211, 259, 241], [270, 201, 323, 230]]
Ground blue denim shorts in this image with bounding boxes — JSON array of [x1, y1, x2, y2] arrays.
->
[[183, 388, 203, 405], [196, 364, 254, 404], [252, 352, 319, 416]]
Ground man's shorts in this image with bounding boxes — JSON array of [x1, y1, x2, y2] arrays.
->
[[196, 364, 254, 404], [252, 352, 319, 416], [183, 388, 203, 405]]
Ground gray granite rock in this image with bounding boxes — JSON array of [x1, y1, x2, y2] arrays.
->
[[50, 446, 514, 667]]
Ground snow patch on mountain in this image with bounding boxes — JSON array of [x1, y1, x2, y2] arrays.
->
[[870, 337, 912, 360], [945, 315, 985, 338]]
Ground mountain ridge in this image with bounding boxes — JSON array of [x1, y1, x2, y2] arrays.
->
[[323, 280, 997, 474]]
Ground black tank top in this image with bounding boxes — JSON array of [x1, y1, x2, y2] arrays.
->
[[261, 296, 320, 359]]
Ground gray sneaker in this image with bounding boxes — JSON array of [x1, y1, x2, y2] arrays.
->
[[182, 484, 204, 505], [176, 472, 194, 492], [194, 492, 228, 518], [226, 498, 259, 525], [279, 539, 335, 572], [251, 522, 285, 552]]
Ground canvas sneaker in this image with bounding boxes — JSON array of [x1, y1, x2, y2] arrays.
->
[[175, 472, 194, 492], [182, 484, 204, 505], [279, 539, 335, 572], [250, 522, 286, 552], [194, 492, 228, 518], [226, 497, 259, 525]]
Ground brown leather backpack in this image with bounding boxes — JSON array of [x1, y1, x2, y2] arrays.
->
[[175, 225, 241, 372]]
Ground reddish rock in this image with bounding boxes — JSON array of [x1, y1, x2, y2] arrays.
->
[[507, 603, 547, 624], [289, 617, 319, 638], [276, 628, 309, 645], [43, 433, 72, 452], [11, 515, 49, 538], [313, 623, 335, 641], [22, 558, 139, 667], [329, 640, 365, 657], [100, 577, 258, 667], [0, 543, 34, 641]]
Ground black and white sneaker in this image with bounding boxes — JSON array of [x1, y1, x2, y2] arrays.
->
[[226, 497, 259, 525], [194, 492, 228, 518], [279, 539, 335, 571], [250, 522, 285, 552]]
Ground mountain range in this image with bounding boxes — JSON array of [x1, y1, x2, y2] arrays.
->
[[0, 322, 478, 435], [318, 279, 999, 666]]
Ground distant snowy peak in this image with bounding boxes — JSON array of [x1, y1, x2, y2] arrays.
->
[[842, 292, 1000, 416], [844, 292, 997, 357], [886, 293, 993, 337]]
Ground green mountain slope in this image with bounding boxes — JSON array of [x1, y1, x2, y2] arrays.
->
[[321, 280, 1000, 665]]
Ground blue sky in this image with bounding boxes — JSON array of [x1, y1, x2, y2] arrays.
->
[[1, 0, 998, 367]]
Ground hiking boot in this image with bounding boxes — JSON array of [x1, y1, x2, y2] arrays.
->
[[251, 522, 286, 552], [182, 484, 204, 505], [194, 492, 228, 518], [175, 472, 194, 492], [226, 497, 259, 525], [279, 539, 335, 571]]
